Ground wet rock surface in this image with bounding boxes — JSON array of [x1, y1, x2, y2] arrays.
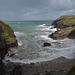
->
[[3, 57, 75, 75]]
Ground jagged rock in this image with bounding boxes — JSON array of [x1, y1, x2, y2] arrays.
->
[[44, 42, 51, 47], [49, 15, 75, 39]]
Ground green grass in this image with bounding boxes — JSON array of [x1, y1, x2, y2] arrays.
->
[[0, 20, 15, 37], [57, 15, 75, 26]]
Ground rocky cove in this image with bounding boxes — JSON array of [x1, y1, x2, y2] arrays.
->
[[1, 15, 75, 75]]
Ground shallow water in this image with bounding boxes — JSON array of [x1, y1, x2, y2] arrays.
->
[[4, 21, 75, 63]]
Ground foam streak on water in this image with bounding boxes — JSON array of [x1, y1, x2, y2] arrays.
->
[[4, 21, 75, 64]]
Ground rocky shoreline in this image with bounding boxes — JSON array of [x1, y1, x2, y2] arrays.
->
[[0, 15, 75, 75], [3, 56, 75, 75], [49, 15, 75, 40]]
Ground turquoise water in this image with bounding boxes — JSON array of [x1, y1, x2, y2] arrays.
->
[[5, 20, 52, 32], [4, 20, 75, 63], [6, 21, 53, 39]]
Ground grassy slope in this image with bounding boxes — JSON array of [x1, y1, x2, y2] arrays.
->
[[50, 15, 75, 39], [57, 15, 75, 26], [0, 20, 17, 47]]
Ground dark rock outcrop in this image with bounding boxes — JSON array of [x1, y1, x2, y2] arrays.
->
[[68, 29, 75, 38], [0, 20, 18, 75], [44, 42, 51, 47], [49, 15, 75, 39], [0, 20, 18, 59], [10, 65, 22, 75]]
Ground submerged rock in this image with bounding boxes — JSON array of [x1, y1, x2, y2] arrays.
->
[[44, 42, 51, 47], [49, 15, 75, 39]]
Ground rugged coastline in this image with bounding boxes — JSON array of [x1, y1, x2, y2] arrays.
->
[[48, 15, 75, 75], [0, 15, 75, 75], [49, 15, 75, 40]]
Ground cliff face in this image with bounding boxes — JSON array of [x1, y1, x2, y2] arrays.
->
[[49, 15, 75, 39], [0, 20, 18, 75]]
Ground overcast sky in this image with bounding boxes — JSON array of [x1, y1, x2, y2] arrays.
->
[[0, 0, 75, 21]]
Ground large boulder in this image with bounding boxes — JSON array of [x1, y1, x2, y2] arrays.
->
[[49, 15, 75, 39], [44, 42, 51, 47]]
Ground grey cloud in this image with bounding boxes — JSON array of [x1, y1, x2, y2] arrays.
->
[[0, 0, 75, 21], [50, 0, 74, 11]]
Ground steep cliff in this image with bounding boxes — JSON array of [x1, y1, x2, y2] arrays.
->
[[0, 20, 18, 75]]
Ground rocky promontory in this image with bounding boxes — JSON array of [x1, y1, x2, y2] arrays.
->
[[0, 21, 18, 48], [0, 20, 18, 59], [49, 15, 75, 39], [0, 20, 18, 75], [48, 15, 75, 75]]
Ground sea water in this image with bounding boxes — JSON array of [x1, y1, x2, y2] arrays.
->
[[4, 20, 75, 63]]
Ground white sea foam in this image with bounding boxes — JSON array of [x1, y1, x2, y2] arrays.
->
[[4, 45, 75, 64], [4, 38, 75, 64], [40, 35, 57, 42], [14, 32, 26, 46], [14, 32, 25, 36], [37, 24, 47, 27], [40, 25, 57, 33], [4, 24, 75, 64]]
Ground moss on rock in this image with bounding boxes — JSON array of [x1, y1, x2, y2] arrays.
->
[[52, 15, 75, 29], [49, 15, 75, 39], [0, 20, 18, 48]]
